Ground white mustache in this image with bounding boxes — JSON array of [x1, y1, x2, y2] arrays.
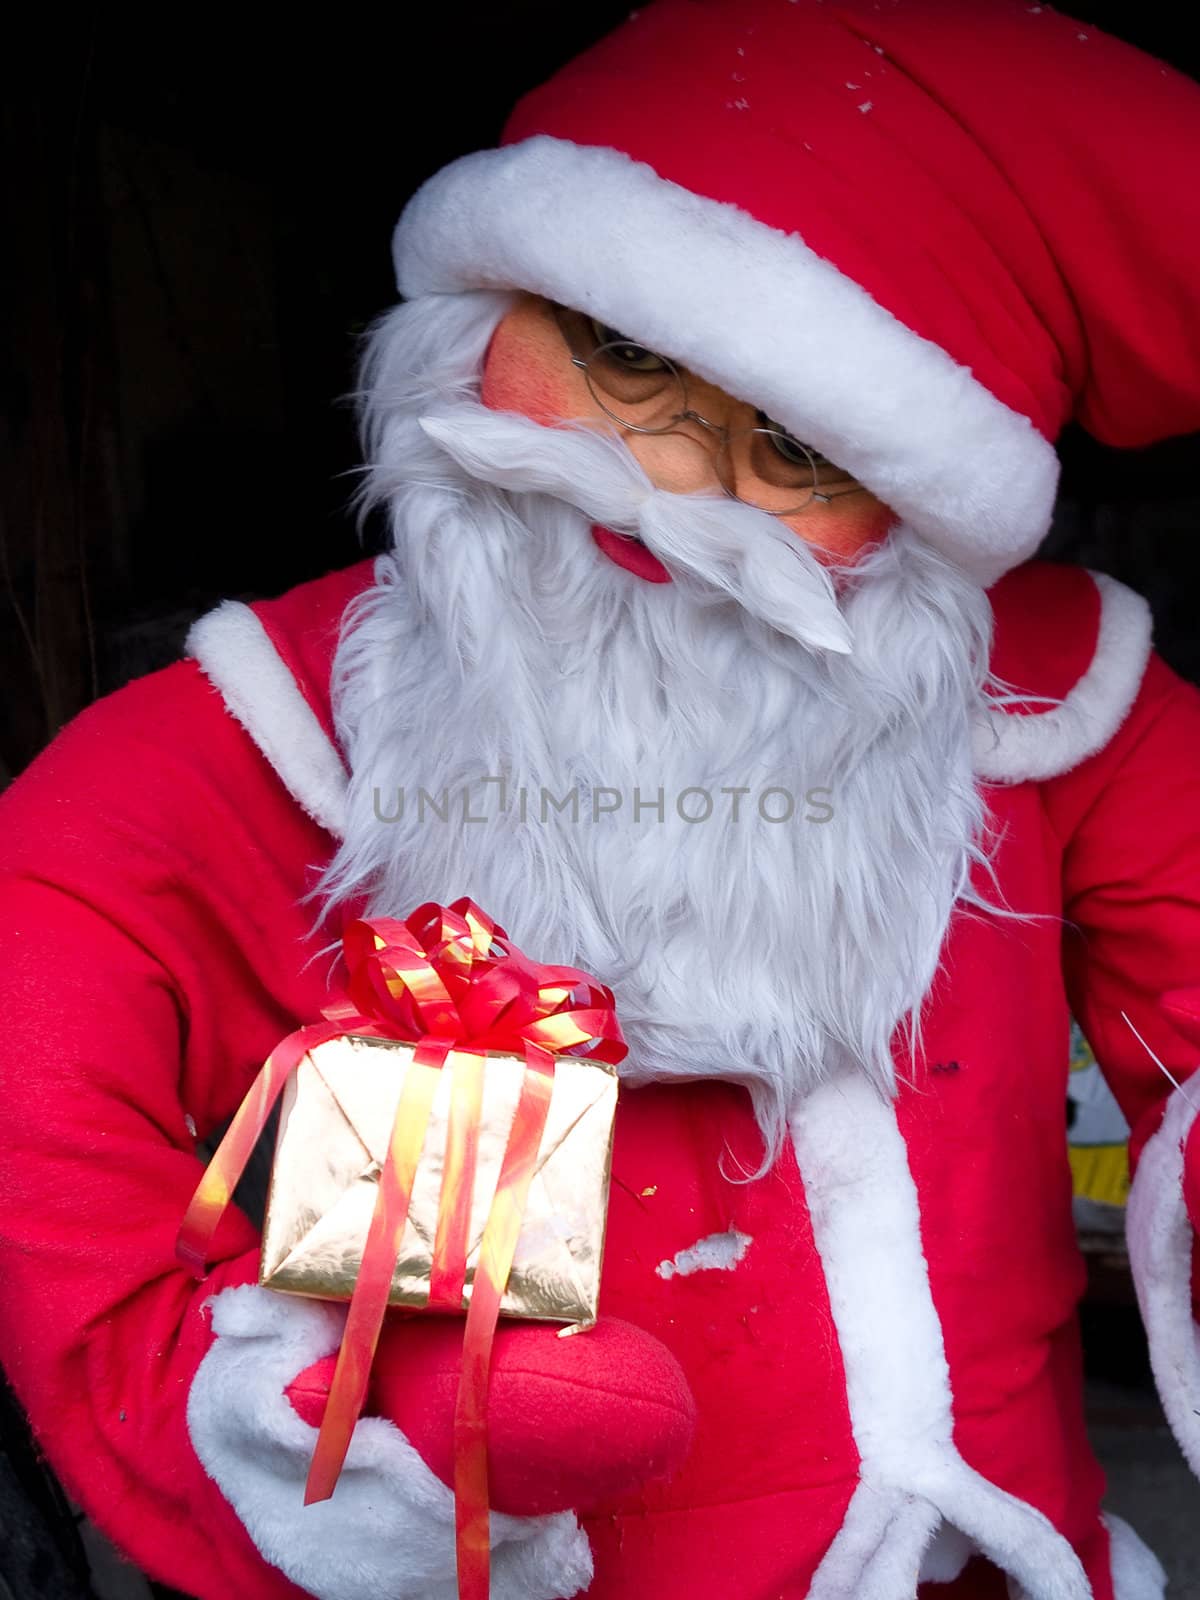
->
[[418, 405, 853, 656]]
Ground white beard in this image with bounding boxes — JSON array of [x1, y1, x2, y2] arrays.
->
[[315, 291, 996, 1153]]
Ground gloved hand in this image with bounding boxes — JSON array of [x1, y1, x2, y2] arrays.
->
[[287, 1311, 697, 1516], [188, 1285, 596, 1600]]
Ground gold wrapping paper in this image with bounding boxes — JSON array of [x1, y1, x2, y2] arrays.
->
[[259, 1034, 618, 1324]]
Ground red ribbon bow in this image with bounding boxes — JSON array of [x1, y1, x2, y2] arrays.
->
[[177, 898, 625, 1599]]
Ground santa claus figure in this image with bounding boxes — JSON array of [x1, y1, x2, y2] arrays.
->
[[2, 2, 1199, 1597]]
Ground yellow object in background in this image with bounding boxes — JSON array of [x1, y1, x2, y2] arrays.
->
[[1067, 1022, 1130, 1211]]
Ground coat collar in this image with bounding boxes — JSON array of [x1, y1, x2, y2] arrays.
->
[[184, 557, 1153, 838]]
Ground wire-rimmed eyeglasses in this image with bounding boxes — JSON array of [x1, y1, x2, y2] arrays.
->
[[553, 305, 864, 517]]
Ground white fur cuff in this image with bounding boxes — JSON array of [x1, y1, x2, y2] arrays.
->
[[1126, 1081, 1200, 1480], [188, 1285, 592, 1600]]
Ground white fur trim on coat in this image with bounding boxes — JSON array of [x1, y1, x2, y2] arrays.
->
[[972, 573, 1153, 785], [392, 136, 1060, 589], [791, 1074, 1096, 1600], [185, 566, 1150, 848], [186, 601, 350, 839], [187, 1285, 592, 1600], [1126, 1078, 1200, 1480], [1104, 1513, 1168, 1600]]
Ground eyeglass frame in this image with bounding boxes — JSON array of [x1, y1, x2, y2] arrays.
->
[[556, 315, 866, 516]]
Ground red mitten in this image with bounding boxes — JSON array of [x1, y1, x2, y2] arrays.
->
[[1160, 987, 1200, 1233], [286, 1314, 695, 1515]]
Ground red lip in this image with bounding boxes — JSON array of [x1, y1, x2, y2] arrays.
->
[[591, 525, 673, 584]]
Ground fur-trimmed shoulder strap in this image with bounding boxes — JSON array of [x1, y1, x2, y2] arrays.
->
[[184, 559, 375, 839], [972, 562, 1153, 785]]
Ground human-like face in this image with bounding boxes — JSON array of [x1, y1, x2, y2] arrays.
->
[[481, 292, 895, 579]]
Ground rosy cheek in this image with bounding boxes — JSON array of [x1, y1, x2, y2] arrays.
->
[[783, 498, 898, 563], [480, 319, 578, 426]]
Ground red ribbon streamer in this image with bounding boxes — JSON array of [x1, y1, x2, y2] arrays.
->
[[176, 898, 625, 1597], [429, 1050, 487, 1313], [455, 1046, 556, 1600]]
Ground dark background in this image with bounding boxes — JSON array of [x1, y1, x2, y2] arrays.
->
[[2, 3, 1199, 784]]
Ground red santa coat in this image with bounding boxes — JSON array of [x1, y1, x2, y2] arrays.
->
[[0, 556, 1198, 1600]]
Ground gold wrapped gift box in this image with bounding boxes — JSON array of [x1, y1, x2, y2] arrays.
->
[[259, 1033, 619, 1325]]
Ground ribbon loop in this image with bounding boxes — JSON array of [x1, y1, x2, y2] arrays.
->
[[177, 898, 625, 1280]]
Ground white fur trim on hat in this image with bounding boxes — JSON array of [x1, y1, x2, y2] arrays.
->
[[392, 136, 1061, 587]]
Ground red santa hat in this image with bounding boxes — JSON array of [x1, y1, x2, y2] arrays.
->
[[391, 0, 1200, 586]]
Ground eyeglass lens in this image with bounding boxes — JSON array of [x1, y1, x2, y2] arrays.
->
[[555, 304, 825, 515]]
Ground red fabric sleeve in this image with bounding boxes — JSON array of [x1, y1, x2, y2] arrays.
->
[[1043, 651, 1200, 1233], [0, 657, 339, 1600]]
